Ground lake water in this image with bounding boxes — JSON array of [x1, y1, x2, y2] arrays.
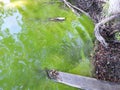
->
[[0, 0, 94, 90]]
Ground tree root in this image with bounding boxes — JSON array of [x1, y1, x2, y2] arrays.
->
[[94, 14, 120, 47]]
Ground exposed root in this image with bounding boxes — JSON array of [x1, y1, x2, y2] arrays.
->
[[94, 14, 120, 47]]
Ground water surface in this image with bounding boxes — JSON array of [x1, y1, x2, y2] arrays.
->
[[0, 0, 94, 90]]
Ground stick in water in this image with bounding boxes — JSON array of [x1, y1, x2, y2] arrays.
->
[[46, 70, 120, 90]]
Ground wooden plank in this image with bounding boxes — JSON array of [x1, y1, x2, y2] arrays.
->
[[47, 70, 120, 90]]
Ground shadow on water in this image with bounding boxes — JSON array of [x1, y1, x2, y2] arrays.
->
[[0, 0, 94, 90]]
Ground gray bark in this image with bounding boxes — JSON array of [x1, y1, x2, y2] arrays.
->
[[47, 70, 120, 90]]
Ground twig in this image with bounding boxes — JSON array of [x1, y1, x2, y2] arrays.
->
[[62, 0, 90, 17], [47, 70, 120, 90], [110, 30, 119, 35], [94, 14, 120, 47], [68, 1, 90, 17], [62, 0, 79, 16]]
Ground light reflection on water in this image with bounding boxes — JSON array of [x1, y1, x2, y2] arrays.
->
[[1, 2, 22, 41], [1, 10, 22, 34], [0, 0, 10, 4]]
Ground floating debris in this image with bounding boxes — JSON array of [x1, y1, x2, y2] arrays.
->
[[49, 17, 65, 22]]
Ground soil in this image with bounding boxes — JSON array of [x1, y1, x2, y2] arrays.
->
[[93, 22, 120, 83]]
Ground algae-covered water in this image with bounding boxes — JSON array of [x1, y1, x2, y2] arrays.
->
[[0, 0, 94, 90]]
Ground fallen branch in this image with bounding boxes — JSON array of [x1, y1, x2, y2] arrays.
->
[[47, 70, 120, 90]]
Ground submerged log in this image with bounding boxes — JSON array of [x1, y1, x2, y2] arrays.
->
[[46, 70, 120, 90]]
